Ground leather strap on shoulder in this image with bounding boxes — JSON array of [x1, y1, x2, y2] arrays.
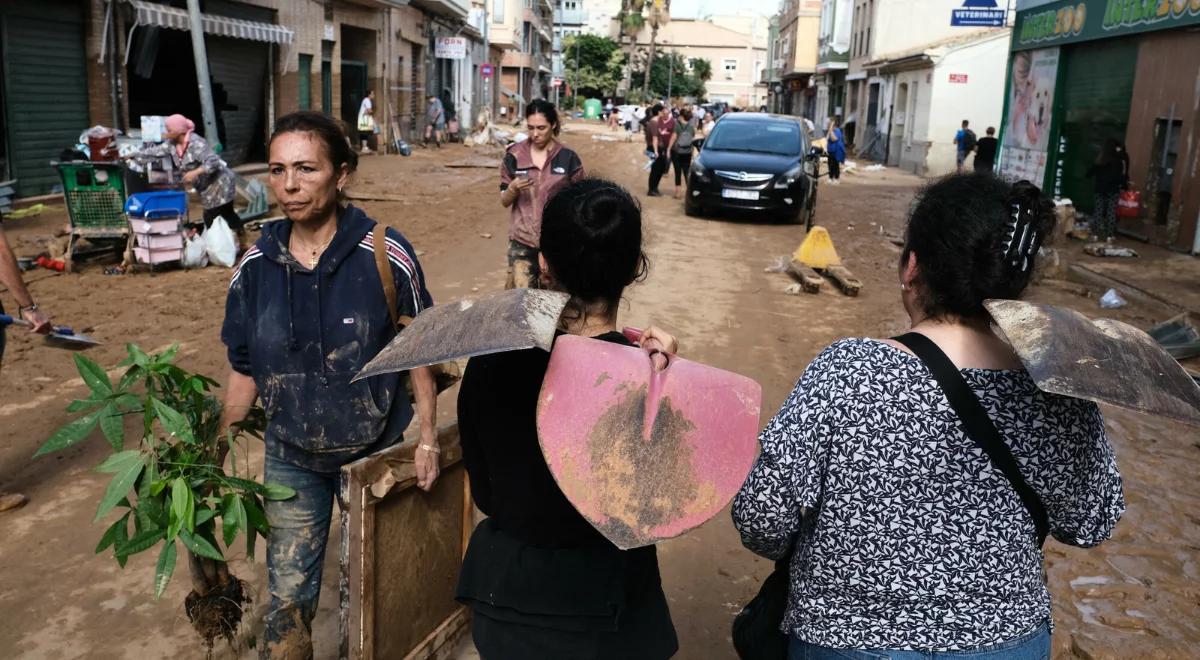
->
[[373, 224, 400, 330]]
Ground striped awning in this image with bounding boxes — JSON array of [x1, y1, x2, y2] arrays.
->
[[124, 0, 293, 45]]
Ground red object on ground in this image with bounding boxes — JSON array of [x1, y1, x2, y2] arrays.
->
[[1117, 189, 1141, 219], [536, 335, 762, 549], [35, 256, 66, 271]]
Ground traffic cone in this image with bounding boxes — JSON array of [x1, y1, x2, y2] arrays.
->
[[793, 226, 841, 270]]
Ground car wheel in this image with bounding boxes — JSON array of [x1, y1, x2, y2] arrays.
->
[[684, 199, 702, 217]]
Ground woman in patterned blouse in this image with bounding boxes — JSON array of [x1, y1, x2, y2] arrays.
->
[[733, 173, 1124, 659], [129, 114, 239, 231]]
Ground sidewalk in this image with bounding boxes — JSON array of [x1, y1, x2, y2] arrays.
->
[[1062, 236, 1200, 317]]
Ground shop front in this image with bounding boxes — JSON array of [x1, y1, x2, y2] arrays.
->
[[1000, 0, 1200, 253]]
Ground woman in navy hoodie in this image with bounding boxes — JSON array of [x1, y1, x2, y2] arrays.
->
[[219, 111, 438, 658]]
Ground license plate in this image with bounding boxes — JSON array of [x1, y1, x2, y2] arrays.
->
[[722, 189, 760, 200]]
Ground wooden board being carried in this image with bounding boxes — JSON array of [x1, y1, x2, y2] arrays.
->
[[339, 425, 473, 660]]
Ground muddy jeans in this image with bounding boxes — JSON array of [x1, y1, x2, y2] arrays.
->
[[261, 455, 337, 660], [505, 240, 541, 290], [789, 621, 1050, 660]]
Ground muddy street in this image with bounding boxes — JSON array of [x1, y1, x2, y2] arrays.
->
[[1, 119, 1197, 659]]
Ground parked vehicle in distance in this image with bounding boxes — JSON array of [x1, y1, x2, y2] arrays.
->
[[685, 113, 821, 228]]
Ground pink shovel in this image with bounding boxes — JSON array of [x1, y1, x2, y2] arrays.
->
[[536, 332, 762, 550]]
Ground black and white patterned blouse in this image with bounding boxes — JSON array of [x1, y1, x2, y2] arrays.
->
[[732, 338, 1125, 651]]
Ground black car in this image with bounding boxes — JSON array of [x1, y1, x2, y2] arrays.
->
[[685, 113, 820, 228]]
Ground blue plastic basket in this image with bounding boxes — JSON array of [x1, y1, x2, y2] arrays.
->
[[125, 191, 187, 219]]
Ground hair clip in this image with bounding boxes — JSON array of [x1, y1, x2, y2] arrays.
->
[[1000, 201, 1041, 274]]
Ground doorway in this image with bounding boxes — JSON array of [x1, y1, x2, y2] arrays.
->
[[1147, 117, 1182, 226], [341, 60, 368, 130]]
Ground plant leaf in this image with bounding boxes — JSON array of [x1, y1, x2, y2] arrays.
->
[[168, 477, 194, 540], [154, 540, 177, 599], [35, 407, 104, 457], [262, 482, 296, 501], [126, 344, 151, 367], [116, 526, 165, 559], [98, 404, 125, 451], [95, 513, 130, 554], [152, 399, 195, 444], [222, 495, 247, 547], [158, 343, 180, 364], [94, 455, 145, 522], [179, 529, 225, 561], [195, 507, 217, 527], [67, 398, 102, 414], [95, 449, 142, 474], [244, 495, 269, 535], [74, 353, 112, 396]]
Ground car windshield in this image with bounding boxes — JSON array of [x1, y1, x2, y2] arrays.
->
[[704, 120, 802, 156]]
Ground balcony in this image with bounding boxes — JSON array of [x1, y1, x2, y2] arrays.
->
[[554, 8, 588, 25], [408, 0, 469, 21]]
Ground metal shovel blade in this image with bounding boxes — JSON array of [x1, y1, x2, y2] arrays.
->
[[986, 299, 1200, 428], [46, 328, 101, 347], [537, 335, 762, 550], [354, 289, 569, 382]]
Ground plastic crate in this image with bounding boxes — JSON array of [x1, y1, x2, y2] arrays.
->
[[130, 217, 183, 235], [55, 162, 127, 231], [134, 246, 183, 264], [125, 191, 187, 219]]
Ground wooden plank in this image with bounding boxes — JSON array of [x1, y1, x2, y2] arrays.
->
[[787, 259, 823, 294], [824, 265, 863, 297]]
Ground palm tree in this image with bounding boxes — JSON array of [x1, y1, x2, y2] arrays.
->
[[641, 0, 671, 98], [618, 0, 646, 96]]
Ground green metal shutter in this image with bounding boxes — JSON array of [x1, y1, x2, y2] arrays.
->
[[1057, 39, 1138, 213], [1, 2, 88, 198], [299, 54, 313, 111]]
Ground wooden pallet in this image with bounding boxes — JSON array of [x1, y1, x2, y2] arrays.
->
[[787, 259, 823, 294]]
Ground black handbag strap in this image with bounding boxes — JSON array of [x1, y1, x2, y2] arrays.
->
[[893, 332, 1049, 547]]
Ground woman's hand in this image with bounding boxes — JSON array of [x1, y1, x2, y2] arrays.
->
[[510, 177, 535, 193], [415, 430, 441, 492], [20, 306, 51, 334], [182, 169, 202, 185], [638, 325, 679, 371]]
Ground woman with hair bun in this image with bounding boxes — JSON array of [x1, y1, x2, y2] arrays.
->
[[456, 178, 679, 660], [733, 173, 1125, 659]]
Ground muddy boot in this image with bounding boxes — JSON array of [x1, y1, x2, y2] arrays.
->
[[0, 492, 28, 512]]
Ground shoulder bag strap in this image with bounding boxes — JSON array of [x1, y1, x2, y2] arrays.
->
[[372, 224, 404, 331], [893, 332, 1049, 547]]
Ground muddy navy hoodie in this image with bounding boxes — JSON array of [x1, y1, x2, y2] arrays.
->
[[221, 205, 432, 473]]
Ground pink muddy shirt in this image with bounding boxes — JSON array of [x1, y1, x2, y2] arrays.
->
[[500, 139, 585, 249]]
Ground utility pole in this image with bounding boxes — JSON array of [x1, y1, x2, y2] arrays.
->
[[667, 49, 673, 101], [484, 3, 492, 118], [186, 0, 220, 151]]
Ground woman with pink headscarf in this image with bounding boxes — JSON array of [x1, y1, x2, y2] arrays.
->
[[130, 114, 239, 230]]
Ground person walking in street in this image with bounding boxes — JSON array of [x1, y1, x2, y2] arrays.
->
[[425, 94, 446, 147], [357, 90, 377, 154], [974, 126, 999, 174], [219, 111, 439, 659], [955, 119, 977, 174], [0, 218, 51, 512], [671, 107, 698, 199], [457, 177, 680, 660], [732, 173, 1124, 660], [1087, 138, 1128, 242], [647, 104, 674, 197], [825, 118, 845, 185], [499, 99, 585, 289], [127, 114, 240, 231]]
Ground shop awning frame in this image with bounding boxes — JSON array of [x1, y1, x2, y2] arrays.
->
[[119, 0, 294, 71]]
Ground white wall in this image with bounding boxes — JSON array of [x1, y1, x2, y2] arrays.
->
[[875, 0, 990, 56], [890, 67, 934, 173], [924, 32, 1010, 175]]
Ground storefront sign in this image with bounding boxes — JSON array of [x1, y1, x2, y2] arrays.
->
[[1014, 0, 1200, 50], [998, 47, 1060, 187], [951, 0, 1006, 26], [949, 73, 969, 83], [480, 63, 494, 77], [435, 37, 468, 60]]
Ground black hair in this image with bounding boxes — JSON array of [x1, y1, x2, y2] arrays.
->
[[525, 99, 561, 136], [650, 103, 664, 117], [270, 111, 358, 175], [540, 178, 649, 319], [901, 173, 1055, 321]]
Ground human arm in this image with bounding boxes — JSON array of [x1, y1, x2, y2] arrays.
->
[[410, 365, 439, 491], [0, 226, 50, 333], [1038, 404, 1125, 547], [499, 152, 532, 207]]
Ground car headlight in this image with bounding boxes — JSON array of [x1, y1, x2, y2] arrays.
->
[[690, 160, 710, 183], [776, 165, 802, 188]]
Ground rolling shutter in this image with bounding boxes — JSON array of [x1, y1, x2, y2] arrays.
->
[[206, 37, 268, 165], [1, 1, 89, 198]]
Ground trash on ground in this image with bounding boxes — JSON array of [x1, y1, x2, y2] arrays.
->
[[783, 283, 804, 295], [764, 256, 789, 273], [1099, 289, 1127, 309], [479, 232, 493, 239], [864, 164, 886, 172], [3, 203, 46, 220], [1084, 243, 1138, 258], [1147, 314, 1200, 361]]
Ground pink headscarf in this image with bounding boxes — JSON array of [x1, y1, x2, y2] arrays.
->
[[165, 114, 195, 156]]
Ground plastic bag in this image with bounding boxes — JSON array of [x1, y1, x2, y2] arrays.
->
[[182, 232, 208, 269], [1099, 288, 1127, 309], [205, 216, 238, 268]]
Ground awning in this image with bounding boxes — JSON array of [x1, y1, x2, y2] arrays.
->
[[120, 0, 294, 68]]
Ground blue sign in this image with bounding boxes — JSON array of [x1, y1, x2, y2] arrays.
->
[[952, 0, 1005, 26]]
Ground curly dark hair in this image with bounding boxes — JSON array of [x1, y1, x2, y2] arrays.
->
[[540, 178, 649, 319], [901, 173, 1055, 321]]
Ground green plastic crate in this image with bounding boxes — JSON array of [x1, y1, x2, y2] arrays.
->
[[55, 162, 127, 231]]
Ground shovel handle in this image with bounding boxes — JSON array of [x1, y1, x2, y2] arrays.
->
[[621, 327, 644, 344], [1, 314, 72, 335]]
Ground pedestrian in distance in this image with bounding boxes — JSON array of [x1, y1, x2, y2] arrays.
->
[[127, 114, 240, 231], [733, 173, 1124, 660], [425, 94, 446, 147], [499, 99, 586, 289], [955, 119, 977, 174], [1086, 138, 1128, 242], [825, 118, 846, 185], [456, 177, 680, 660], [974, 126, 999, 174], [647, 104, 674, 197], [0, 218, 52, 512], [671, 107, 698, 200], [357, 90, 378, 154], [220, 111, 440, 659]]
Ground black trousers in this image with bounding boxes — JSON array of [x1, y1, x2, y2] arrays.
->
[[201, 200, 240, 231], [828, 157, 841, 180], [648, 150, 670, 193], [672, 151, 692, 187]]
